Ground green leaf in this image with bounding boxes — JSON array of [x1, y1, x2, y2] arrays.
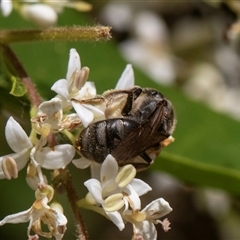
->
[[9, 75, 27, 97], [155, 152, 240, 195]]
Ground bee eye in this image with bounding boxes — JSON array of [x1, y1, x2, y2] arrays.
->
[[150, 90, 163, 98], [162, 99, 168, 107]]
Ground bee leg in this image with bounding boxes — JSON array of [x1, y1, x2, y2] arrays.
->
[[130, 152, 153, 171], [71, 96, 105, 104], [122, 87, 142, 116], [139, 152, 153, 165]]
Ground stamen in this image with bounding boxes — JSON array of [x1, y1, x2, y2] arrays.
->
[[103, 193, 124, 212], [75, 67, 90, 90], [116, 164, 136, 188], [2, 156, 18, 179]]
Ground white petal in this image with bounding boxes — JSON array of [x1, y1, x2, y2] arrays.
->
[[90, 162, 101, 180], [76, 81, 96, 99], [5, 117, 32, 153], [37, 97, 62, 115], [71, 101, 94, 127], [34, 144, 75, 169], [66, 48, 81, 82], [106, 211, 125, 231], [123, 185, 141, 211], [84, 179, 103, 204], [51, 79, 69, 99], [115, 64, 135, 89], [56, 95, 72, 111], [133, 220, 157, 240], [0, 209, 31, 225], [142, 198, 173, 219], [101, 155, 118, 182], [14, 149, 30, 171], [20, 4, 57, 26], [37, 98, 63, 131], [1, 0, 12, 16], [82, 104, 105, 118], [55, 210, 68, 225], [130, 178, 152, 197], [72, 157, 91, 169], [101, 155, 118, 193]]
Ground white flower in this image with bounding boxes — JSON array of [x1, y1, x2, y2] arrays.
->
[[51, 48, 103, 127], [29, 98, 76, 173], [32, 144, 75, 170], [0, 116, 75, 181], [83, 155, 152, 231], [46, 0, 92, 13], [31, 98, 64, 136], [32, 97, 82, 134], [0, 0, 13, 16], [0, 117, 32, 179], [0, 185, 67, 240], [20, 3, 57, 26], [124, 198, 173, 240]]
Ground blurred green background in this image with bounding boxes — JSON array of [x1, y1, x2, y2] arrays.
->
[[1, 1, 240, 239]]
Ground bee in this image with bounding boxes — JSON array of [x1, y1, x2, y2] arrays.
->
[[75, 87, 176, 171]]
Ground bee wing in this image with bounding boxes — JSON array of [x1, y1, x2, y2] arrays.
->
[[112, 103, 167, 161]]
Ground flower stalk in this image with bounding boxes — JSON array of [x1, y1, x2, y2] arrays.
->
[[56, 169, 88, 240], [0, 26, 111, 44], [0, 43, 42, 106]]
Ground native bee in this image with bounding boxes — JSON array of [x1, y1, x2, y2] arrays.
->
[[75, 87, 176, 171]]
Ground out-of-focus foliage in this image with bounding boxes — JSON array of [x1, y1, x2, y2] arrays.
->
[[1, 0, 240, 200]]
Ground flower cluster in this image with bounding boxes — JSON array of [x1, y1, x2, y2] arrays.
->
[[0, 0, 92, 26], [0, 48, 173, 239], [0, 184, 67, 240], [79, 155, 172, 239]]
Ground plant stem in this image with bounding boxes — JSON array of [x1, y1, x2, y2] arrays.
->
[[59, 169, 88, 240], [0, 43, 42, 106], [0, 26, 111, 44]]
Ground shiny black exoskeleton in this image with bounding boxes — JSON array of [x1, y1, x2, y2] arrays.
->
[[75, 87, 175, 171]]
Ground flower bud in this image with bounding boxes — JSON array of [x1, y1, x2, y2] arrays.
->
[[0, 0, 12, 16], [20, 4, 57, 27]]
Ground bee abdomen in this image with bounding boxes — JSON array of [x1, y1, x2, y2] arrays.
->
[[76, 119, 139, 163]]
